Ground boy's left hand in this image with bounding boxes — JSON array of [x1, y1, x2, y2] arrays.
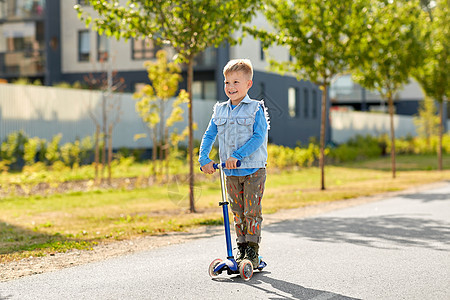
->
[[225, 157, 239, 169]]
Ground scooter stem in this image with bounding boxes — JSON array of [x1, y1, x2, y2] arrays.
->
[[218, 165, 234, 258]]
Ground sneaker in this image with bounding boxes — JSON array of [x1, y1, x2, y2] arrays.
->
[[235, 242, 247, 264], [245, 242, 260, 268]]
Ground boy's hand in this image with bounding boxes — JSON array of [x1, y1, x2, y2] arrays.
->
[[225, 157, 239, 169], [201, 161, 216, 174]]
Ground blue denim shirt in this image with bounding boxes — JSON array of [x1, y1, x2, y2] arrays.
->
[[199, 95, 268, 176]]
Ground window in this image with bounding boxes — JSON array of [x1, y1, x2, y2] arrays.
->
[[132, 38, 160, 60], [97, 33, 109, 62], [304, 89, 309, 118], [288, 87, 298, 118], [192, 81, 217, 100], [78, 30, 90, 62], [312, 90, 317, 118]]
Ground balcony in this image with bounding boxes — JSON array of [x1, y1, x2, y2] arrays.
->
[[0, 0, 45, 21], [0, 50, 45, 77]]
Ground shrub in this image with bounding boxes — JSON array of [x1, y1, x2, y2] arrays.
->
[[328, 135, 382, 163], [267, 143, 320, 168], [24, 137, 42, 166], [0, 130, 28, 169]]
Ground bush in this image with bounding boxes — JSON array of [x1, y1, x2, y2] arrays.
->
[[267, 143, 320, 169], [0, 130, 28, 169], [328, 135, 382, 163]]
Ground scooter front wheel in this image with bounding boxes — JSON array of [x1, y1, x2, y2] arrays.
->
[[208, 258, 223, 278], [239, 259, 253, 281]]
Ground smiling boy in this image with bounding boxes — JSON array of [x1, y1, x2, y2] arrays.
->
[[199, 59, 269, 268]]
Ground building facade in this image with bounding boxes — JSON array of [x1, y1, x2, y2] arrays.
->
[[0, 0, 326, 147]]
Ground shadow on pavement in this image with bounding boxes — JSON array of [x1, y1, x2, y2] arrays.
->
[[0, 291, 13, 300], [264, 215, 450, 251], [401, 191, 450, 203], [214, 271, 361, 300]]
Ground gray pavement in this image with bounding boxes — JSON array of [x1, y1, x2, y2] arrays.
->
[[1, 182, 449, 300]]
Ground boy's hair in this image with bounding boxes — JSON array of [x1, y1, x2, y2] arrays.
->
[[223, 59, 253, 80]]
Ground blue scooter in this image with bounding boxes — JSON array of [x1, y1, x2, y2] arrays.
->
[[202, 161, 267, 281]]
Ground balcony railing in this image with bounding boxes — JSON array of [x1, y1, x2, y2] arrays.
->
[[0, 0, 45, 21], [0, 50, 45, 77]]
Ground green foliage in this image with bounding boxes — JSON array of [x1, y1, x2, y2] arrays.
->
[[61, 140, 81, 168], [413, 97, 440, 140], [53, 81, 85, 89], [388, 134, 450, 155], [0, 130, 28, 169], [351, 1, 426, 100], [267, 143, 321, 168], [11, 78, 42, 85], [75, 0, 259, 62], [250, 0, 367, 86], [413, 0, 449, 104], [328, 135, 383, 163], [133, 50, 189, 144], [45, 134, 62, 164], [23, 137, 42, 166]]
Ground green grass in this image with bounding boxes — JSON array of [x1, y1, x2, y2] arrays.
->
[[1, 154, 449, 262]]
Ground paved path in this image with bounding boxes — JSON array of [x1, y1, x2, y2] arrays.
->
[[1, 182, 449, 300]]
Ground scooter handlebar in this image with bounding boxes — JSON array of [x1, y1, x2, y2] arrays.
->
[[200, 160, 241, 171]]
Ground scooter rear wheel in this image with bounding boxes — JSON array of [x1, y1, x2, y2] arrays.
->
[[208, 258, 223, 278], [239, 259, 253, 281]]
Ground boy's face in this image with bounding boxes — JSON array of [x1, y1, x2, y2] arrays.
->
[[224, 71, 253, 104]]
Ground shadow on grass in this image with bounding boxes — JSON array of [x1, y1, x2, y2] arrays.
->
[[0, 221, 95, 259], [214, 271, 361, 299]]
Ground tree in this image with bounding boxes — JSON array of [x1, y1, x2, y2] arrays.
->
[[413, 96, 440, 148], [133, 50, 190, 182], [75, 0, 259, 213], [414, 0, 449, 170], [351, 0, 426, 178], [248, 0, 368, 190], [84, 66, 126, 184]]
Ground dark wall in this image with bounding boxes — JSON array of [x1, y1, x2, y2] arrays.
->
[[250, 71, 327, 147], [44, 0, 61, 86]]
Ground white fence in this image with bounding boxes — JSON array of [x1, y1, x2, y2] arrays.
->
[[331, 110, 450, 144], [0, 84, 216, 148], [1, 84, 448, 147]]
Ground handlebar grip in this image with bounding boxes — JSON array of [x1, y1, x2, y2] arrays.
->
[[213, 160, 241, 169], [200, 160, 241, 171]]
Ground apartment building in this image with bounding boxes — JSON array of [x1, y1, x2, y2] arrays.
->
[[0, 0, 326, 147]]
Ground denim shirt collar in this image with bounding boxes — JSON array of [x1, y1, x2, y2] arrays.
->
[[227, 94, 251, 109]]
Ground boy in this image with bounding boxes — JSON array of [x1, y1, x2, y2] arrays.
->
[[199, 59, 269, 268]]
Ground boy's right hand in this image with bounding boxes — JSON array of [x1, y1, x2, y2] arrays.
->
[[201, 161, 216, 174]]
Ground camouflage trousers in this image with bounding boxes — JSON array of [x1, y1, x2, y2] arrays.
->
[[226, 168, 266, 244]]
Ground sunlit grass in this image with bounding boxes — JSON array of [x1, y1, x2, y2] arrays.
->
[[1, 154, 449, 262]]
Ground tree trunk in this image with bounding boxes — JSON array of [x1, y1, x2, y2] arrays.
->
[[165, 126, 169, 183], [102, 95, 107, 182], [108, 123, 113, 185], [388, 96, 396, 178], [152, 126, 157, 178], [94, 125, 100, 183], [438, 100, 443, 171], [319, 84, 327, 190], [159, 99, 165, 178], [187, 58, 196, 213]]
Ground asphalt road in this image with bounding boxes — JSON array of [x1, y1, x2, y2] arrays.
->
[[1, 182, 449, 300]]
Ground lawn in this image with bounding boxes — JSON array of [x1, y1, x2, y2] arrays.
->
[[1, 154, 449, 262]]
